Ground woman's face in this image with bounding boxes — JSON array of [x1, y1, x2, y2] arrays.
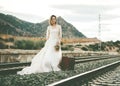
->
[[51, 17, 56, 25]]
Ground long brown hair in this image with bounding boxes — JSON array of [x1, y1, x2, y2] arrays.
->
[[49, 15, 57, 25]]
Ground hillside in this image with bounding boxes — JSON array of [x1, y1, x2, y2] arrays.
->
[[0, 13, 86, 38]]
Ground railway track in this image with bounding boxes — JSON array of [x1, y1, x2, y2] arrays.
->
[[0, 55, 120, 75], [0, 62, 30, 75], [75, 55, 119, 63], [0, 55, 120, 86], [89, 65, 120, 86], [47, 60, 120, 86]]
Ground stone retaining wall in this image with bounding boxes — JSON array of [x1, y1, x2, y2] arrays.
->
[[0, 49, 118, 63]]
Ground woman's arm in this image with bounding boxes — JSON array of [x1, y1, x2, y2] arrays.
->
[[46, 26, 50, 40]]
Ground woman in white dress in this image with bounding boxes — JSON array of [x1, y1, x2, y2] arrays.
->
[[17, 15, 62, 75]]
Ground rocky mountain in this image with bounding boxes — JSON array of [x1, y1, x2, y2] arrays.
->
[[0, 13, 86, 38]]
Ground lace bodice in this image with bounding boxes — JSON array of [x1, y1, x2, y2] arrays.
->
[[46, 25, 62, 41]]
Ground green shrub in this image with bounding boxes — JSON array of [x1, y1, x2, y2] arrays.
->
[[61, 46, 69, 50], [0, 37, 4, 41], [33, 40, 45, 49], [0, 42, 7, 49], [14, 40, 45, 49], [87, 44, 99, 51], [8, 37, 14, 42], [75, 44, 81, 46], [61, 45, 74, 51], [81, 47, 88, 51]]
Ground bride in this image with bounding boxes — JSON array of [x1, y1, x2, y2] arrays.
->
[[17, 15, 62, 75]]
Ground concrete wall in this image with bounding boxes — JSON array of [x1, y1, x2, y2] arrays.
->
[[0, 49, 118, 63]]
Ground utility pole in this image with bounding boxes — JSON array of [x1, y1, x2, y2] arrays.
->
[[98, 14, 101, 51]]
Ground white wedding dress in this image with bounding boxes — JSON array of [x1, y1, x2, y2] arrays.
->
[[17, 25, 62, 75]]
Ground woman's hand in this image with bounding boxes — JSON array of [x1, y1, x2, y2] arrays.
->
[[55, 41, 60, 51]]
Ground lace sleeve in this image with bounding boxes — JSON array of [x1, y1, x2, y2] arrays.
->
[[46, 26, 50, 40]]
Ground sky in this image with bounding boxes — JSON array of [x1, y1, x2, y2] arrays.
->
[[0, 0, 120, 42]]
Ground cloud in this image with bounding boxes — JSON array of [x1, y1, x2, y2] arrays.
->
[[0, 6, 2, 9], [0, 10, 45, 23], [51, 4, 116, 14], [51, 4, 119, 23]]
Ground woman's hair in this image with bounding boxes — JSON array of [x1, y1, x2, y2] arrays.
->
[[49, 15, 57, 25]]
